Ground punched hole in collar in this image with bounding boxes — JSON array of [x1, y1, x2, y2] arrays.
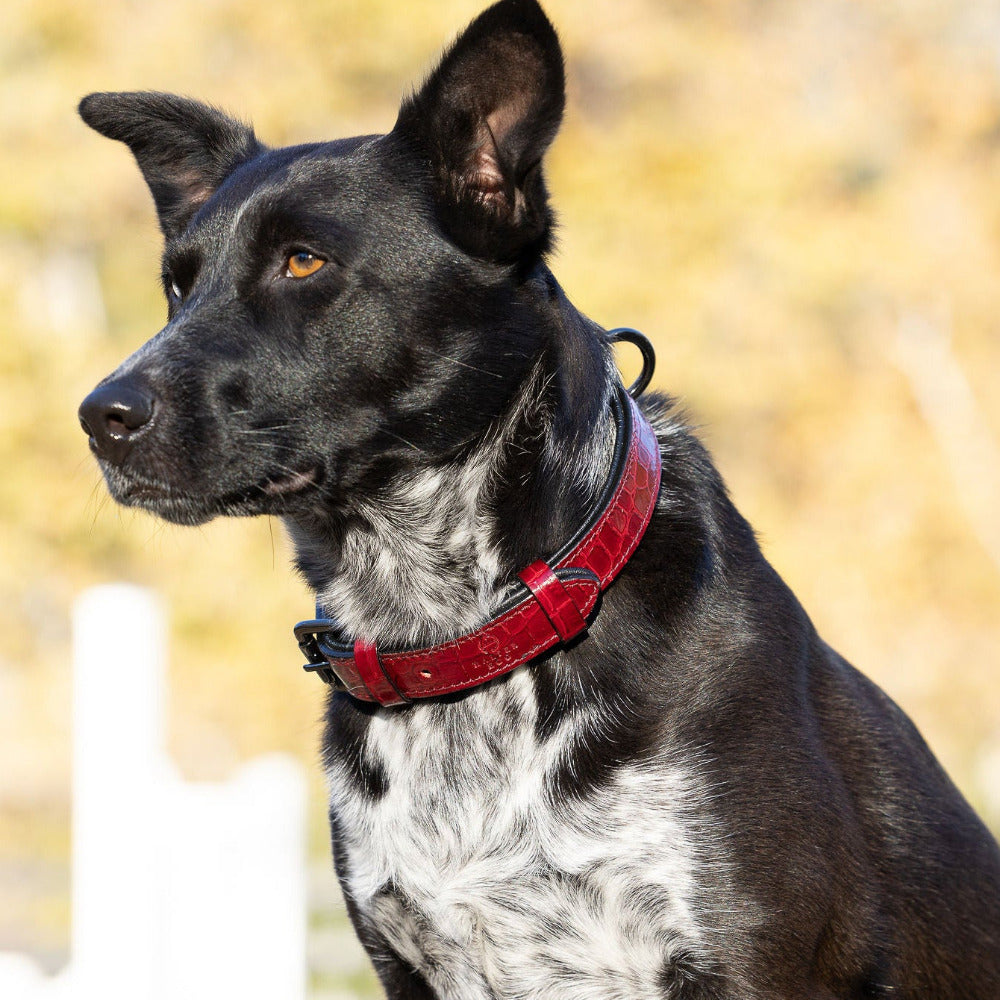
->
[[419, 669, 432, 679]]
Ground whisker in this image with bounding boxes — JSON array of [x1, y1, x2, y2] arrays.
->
[[231, 424, 298, 436], [424, 348, 503, 379], [378, 428, 427, 454]]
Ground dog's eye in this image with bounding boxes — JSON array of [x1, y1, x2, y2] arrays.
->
[[165, 276, 182, 303], [285, 253, 325, 279]]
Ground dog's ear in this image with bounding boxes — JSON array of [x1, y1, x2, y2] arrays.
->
[[393, 0, 565, 263], [78, 92, 263, 240]]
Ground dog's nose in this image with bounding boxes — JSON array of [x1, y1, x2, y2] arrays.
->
[[78, 380, 156, 465]]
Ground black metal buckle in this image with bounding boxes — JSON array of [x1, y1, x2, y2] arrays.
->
[[608, 327, 656, 398], [293, 619, 347, 688]]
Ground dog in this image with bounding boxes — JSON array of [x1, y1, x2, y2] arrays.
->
[[78, 1, 1000, 996]]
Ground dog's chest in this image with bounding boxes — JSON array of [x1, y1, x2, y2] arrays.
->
[[327, 672, 709, 1000]]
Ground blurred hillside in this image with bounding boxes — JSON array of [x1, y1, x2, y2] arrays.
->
[[2, 0, 1000, 994]]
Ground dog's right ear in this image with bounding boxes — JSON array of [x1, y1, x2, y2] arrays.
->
[[392, 0, 565, 264], [78, 92, 263, 241]]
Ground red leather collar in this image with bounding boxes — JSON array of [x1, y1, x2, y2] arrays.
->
[[294, 384, 662, 706]]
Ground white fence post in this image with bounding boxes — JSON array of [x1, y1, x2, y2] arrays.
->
[[71, 584, 167, 999]]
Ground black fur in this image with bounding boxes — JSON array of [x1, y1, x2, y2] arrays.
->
[[79, 2, 1000, 997]]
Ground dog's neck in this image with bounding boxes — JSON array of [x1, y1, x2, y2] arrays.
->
[[286, 283, 617, 649]]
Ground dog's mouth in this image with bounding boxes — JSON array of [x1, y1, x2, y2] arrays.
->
[[103, 462, 324, 524], [262, 466, 321, 496]]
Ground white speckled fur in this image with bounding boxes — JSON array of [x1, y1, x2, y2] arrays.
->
[[328, 668, 719, 1000], [318, 452, 500, 648]]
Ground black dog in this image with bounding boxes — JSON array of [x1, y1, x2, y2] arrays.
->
[[78, 1, 1000, 996]]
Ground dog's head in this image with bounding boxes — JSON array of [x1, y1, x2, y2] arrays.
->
[[78, 0, 565, 526]]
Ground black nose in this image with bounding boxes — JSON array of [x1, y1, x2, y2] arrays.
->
[[78, 379, 156, 465]]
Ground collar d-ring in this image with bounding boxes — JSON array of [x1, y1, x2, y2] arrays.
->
[[607, 327, 656, 398]]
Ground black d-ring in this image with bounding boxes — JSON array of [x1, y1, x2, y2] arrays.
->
[[607, 328, 656, 398]]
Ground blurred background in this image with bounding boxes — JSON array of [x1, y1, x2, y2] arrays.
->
[[2, 0, 1000, 995]]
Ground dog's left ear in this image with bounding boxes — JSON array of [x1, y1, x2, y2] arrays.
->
[[393, 0, 565, 263]]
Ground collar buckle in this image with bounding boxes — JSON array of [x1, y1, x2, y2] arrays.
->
[[294, 620, 347, 689]]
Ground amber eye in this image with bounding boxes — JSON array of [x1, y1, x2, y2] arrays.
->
[[285, 252, 325, 279]]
